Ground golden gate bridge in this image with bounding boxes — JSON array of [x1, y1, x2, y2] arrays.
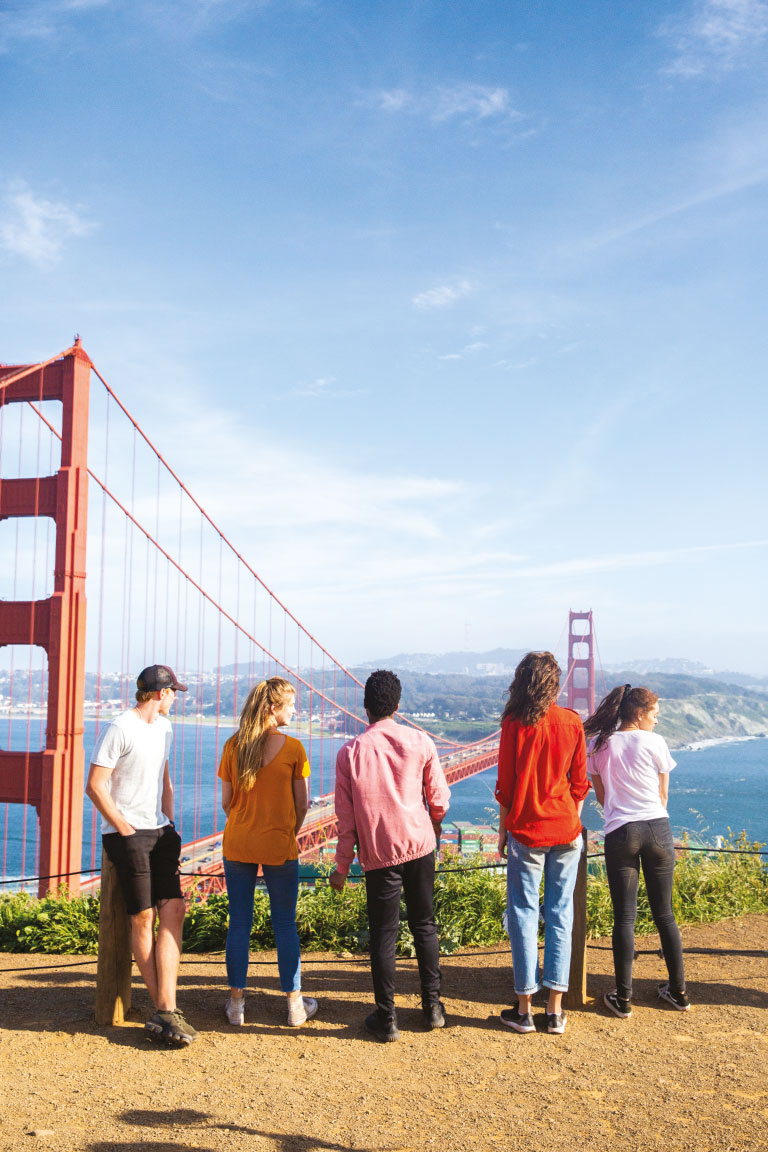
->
[[0, 344, 598, 898]]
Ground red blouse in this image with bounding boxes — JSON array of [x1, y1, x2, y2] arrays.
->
[[495, 704, 590, 847]]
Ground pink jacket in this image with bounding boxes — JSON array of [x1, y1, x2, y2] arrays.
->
[[334, 717, 451, 875]]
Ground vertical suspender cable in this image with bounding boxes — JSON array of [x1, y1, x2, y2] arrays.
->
[[213, 533, 223, 836], [125, 424, 137, 683], [92, 394, 110, 872]]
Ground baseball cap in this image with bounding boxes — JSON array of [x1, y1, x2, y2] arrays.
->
[[136, 664, 188, 692]]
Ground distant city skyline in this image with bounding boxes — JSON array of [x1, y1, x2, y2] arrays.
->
[[1, 2, 766, 673]]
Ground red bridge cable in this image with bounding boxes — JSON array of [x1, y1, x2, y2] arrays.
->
[[18, 373, 494, 753]]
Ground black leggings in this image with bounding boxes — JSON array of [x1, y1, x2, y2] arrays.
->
[[604, 817, 685, 1002]]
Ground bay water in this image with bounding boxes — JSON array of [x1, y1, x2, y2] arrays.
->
[[1, 719, 766, 885]]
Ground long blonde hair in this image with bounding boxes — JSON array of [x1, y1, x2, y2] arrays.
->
[[234, 677, 295, 790]]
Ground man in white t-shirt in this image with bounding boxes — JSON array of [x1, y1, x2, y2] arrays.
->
[[86, 664, 197, 1046]]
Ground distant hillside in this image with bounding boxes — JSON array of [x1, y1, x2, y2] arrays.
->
[[3, 664, 767, 752], [358, 648, 528, 676], [605, 671, 768, 748], [606, 658, 768, 693], [371, 667, 768, 750], [360, 650, 768, 692]]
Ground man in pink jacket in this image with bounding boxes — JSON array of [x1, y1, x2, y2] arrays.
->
[[330, 670, 451, 1041]]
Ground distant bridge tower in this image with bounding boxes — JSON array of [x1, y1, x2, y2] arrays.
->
[[0, 345, 90, 895], [566, 610, 595, 717]]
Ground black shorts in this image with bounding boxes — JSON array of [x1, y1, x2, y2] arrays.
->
[[102, 825, 183, 915]]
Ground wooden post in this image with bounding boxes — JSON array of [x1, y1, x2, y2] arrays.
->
[[95, 856, 132, 1025], [566, 828, 588, 1008]]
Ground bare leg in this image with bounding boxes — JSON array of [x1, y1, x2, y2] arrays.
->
[[154, 898, 185, 1010], [517, 993, 532, 1014], [130, 908, 160, 1007], [546, 990, 563, 1015]]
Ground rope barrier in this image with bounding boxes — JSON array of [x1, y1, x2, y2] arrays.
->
[[1, 843, 765, 888], [0, 931, 741, 976]]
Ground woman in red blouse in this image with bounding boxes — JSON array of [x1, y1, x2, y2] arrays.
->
[[495, 651, 589, 1035]]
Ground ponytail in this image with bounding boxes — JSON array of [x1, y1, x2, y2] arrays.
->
[[585, 684, 659, 751]]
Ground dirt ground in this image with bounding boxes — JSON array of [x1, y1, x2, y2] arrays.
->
[[0, 914, 766, 1152]]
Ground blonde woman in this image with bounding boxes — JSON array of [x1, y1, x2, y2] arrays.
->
[[218, 676, 317, 1027]]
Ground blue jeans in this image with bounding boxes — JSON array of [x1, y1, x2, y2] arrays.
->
[[506, 833, 582, 995], [223, 857, 301, 993]]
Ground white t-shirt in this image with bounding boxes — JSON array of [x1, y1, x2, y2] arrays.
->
[[587, 729, 676, 835], [91, 709, 173, 834]]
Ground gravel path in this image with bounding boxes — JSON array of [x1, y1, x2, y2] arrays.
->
[[0, 914, 766, 1152]]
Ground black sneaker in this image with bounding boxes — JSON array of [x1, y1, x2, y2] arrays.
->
[[604, 991, 632, 1019], [499, 1004, 535, 1033], [423, 1001, 446, 1030], [545, 1011, 567, 1035], [364, 1009, 399, 1042], [145, 1009, 198, 1046], [658, 983, 691, 1011]]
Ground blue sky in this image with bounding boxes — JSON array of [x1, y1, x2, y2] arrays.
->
[[1, 0, 767, 673]]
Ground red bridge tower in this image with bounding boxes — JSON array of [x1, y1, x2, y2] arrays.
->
[[566, 609, 595, 718], [0, 345, 90, 895]]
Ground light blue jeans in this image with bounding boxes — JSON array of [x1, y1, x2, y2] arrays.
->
[[223, 857, 301, 993], [506, 832, 582, 995]]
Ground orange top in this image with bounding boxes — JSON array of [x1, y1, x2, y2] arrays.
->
[[218, 733, 310, 865]]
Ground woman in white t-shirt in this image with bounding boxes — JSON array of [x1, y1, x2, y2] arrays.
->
[[585, 685, 690, 1019]]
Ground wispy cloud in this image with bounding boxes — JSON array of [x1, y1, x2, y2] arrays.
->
[[371, 83, 521, 125], [412, 279, 475, 311], [508, 539, 768, 582], [571, 113, 768, 255], [662, 0, 768, 77], [0, 183, 96, 265], [294, 375, 367, 399], [438, 340, 488, 361], [0, 0, 109, 53], [168, 407, 468, 541]]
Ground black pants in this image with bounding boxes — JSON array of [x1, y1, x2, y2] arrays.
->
[[365, 851, 441, 1018], [604, 817, 685, 1002]]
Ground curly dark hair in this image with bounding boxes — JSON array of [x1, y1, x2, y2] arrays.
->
[[364, 669, 402, 722], [584, 684, 659, 751], [501, 651, 562, 726]]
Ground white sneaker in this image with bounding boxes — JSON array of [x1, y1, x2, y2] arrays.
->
[[225, 996, 245, 1025], [287, 995, 318, 1027]]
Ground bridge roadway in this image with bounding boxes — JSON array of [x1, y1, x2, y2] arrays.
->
[[180, 735, 500, 897]]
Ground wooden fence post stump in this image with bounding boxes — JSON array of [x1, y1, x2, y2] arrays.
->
[[566, 828, 588, 1008], [95, 855, 132, 1025]]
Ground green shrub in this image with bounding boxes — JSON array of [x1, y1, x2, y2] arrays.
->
[[1, 838, 765, 955], [0, 888, 100, 953], [586, 832, 768, 939], [433, 858, 506, 948]]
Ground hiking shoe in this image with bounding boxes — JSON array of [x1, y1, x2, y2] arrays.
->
[[658, 983, 691, 1011], [604, 991, 632, 1019], [287, 996, 318, 1027], [500, 1004, 535, 1033], [224, 996, 245, 1026], [145, 1010, 198, 1046], [545, 1011, 567, 1035], [423, 1001, 446, 1030], [365, 1009, 399, 1042]]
